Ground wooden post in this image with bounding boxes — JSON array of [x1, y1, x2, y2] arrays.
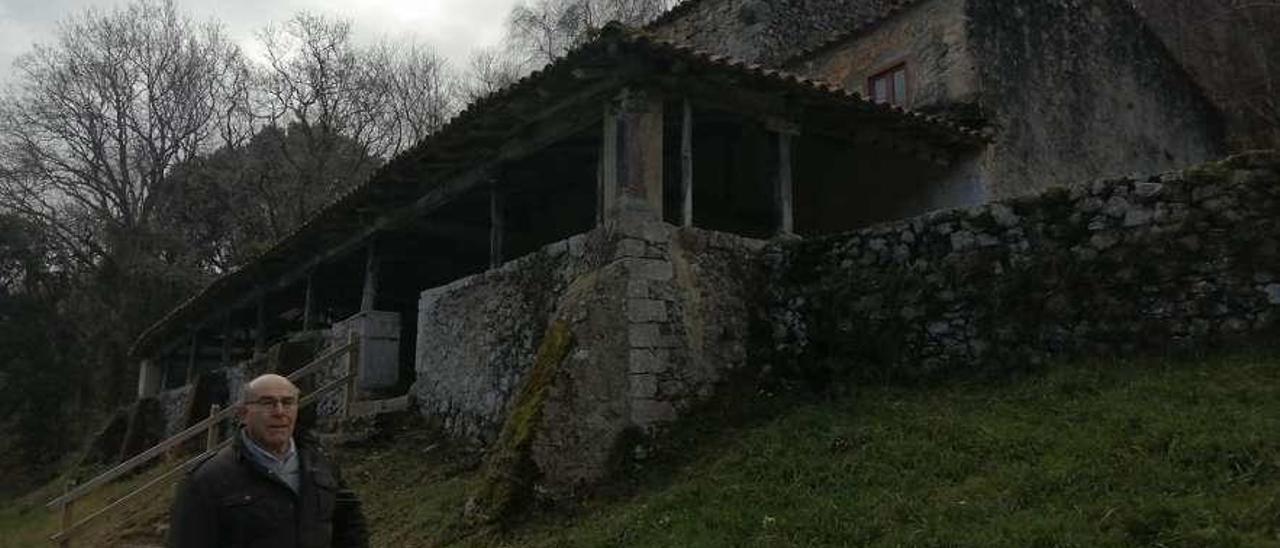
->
[[360, 243, 378, 313], [205, 404, 221, 452], [185, 331, 199, 385], [302, 272, 316, 332], [344, 332, 359, 418], [681, 98, 694, 228], [59, 481, 73, 548], [489, 185, 504, 269], [774, 130, 796, 235]]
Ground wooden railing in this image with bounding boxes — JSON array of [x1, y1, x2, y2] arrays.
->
[[46, 334, 360, 547]]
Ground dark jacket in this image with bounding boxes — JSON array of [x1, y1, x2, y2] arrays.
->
[[167, 432, 368, 548]]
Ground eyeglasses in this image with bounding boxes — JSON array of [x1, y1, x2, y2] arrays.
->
[[247, 396, 298, 409]]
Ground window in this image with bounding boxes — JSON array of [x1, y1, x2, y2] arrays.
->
[[868, 64, 908, 107]]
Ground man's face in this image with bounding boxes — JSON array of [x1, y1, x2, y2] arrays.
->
[[241, 377, 298, 456]]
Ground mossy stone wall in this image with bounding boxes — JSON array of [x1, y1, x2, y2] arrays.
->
[[772, 152, 1280, 380]]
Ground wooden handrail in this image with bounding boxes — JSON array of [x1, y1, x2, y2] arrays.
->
[[47, 340, 357, 510], [47, 351, 357, 544], [47, 404, 240, 509], [50, 438, 232, 544]]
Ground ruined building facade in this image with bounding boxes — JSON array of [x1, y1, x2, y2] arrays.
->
[[128, 0, 1239, 495]]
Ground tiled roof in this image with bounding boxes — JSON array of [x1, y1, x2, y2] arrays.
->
[[781, 0, 926, 66], [131, 23, 985, 357]]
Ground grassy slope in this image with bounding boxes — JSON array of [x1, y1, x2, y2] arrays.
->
[[5, 353, 1280, 547]]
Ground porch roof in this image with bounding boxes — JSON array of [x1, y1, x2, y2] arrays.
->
[[131, 23, 984, 358]]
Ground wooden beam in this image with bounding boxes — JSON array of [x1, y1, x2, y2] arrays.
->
[[681, 98, 694, 228]]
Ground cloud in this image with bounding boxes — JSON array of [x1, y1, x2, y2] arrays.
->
[[0, 0, 522, 85]]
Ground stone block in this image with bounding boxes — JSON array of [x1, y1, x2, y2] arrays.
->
[[617, 238, 647, 258], [628, 298, 668, 322], [629, 373, 658, 399], [627, 279, 649, 298], [630, 258, 674, 281], [630, 348, 670, 374], [631, 398, 676, 427]]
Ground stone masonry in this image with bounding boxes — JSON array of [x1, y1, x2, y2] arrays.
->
[[771, 151, 1280, 380]]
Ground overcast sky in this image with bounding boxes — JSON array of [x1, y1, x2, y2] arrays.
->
[[0, 0, 523, 85]]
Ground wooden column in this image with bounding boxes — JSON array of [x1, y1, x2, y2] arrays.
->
[[770, 122, 799, 236], [302, 272, 316, 331], [360, 242, 379, 313], [600, 88, 664, 222], [681, 98, 694, 228], [185, 331, 199, 384], [490, 185, 504, 269]]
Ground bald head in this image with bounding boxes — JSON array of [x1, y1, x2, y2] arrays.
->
[[239, 374, 301, 457], [241, 374, 300, 402]]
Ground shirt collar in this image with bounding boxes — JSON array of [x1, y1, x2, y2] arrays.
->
[[240, 428, 296, 467]]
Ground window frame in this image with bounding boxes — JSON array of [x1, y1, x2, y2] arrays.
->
[[867, 63, 909, 107]]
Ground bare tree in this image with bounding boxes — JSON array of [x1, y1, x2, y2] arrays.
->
[[0, 0, 247, 267], [505, 0, 675, 66], [458, 45, 527, 104]]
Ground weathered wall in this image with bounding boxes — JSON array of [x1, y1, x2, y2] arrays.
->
[[155, 385, 193, 438], [415, 212, 766, 491], [649, 0, 899, 65], [966, 0, 1223, 199], [791, 0, 977, 116], [772, 152, 1280, 379], [414, 231, 610, 442]]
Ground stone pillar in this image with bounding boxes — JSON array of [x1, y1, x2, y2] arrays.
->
[[680, 99, 694, 228], [601, 88, 664, 222], [770, 122, 799, 235], [490, 185, 504, 269], [361, 242, 379, 313]]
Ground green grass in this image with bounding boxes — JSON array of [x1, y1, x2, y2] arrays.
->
[[5, 353, 1280, 547], [473, 354, 1280, 547]]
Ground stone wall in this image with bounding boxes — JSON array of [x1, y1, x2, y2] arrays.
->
[[771, 152, 1280, 379], [966, 0, 1223, 199], [791, 0, 977, 115], [414, 231, 612, 442], [414, 211, 766, 491], [649, 0, 899, 65], [155, 385, 193, 438]]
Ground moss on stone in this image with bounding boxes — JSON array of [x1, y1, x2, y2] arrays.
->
[[463, 320, 575, 527]]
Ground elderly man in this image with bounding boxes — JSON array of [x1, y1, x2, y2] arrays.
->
[[168, 374, 368, 548]]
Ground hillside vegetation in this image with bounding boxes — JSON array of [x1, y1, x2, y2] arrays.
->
[[3, 353, 1279, 546]]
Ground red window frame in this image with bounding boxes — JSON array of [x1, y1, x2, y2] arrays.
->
[[868, 63, 908, 107]]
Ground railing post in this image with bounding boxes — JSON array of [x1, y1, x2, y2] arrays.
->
[[205, 404, 221, 452], [59, 481, 73, 548]]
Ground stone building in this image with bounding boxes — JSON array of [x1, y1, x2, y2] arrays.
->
[[652, 0, 1224, 203], [129, 0, 1232, 494]]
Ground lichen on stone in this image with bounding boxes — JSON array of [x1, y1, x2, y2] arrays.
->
[[463, 319, 575, 527]]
